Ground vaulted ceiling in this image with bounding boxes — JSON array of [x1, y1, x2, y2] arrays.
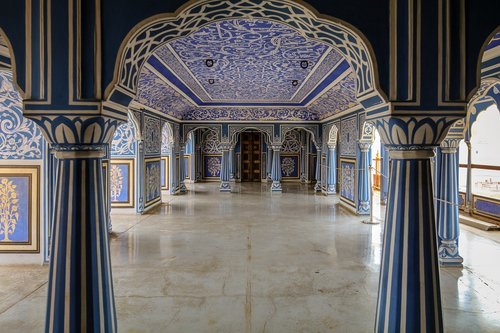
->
[[134, 19, 359, 121]]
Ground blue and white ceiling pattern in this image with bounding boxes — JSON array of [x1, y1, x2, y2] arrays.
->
[[135, 19, 358, 121]]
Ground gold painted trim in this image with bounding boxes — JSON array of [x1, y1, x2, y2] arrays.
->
[[110, 158, 135, 208], [0, 165, 40, 253], [55, 150, 106, 159], [389, 150, 434, 159]]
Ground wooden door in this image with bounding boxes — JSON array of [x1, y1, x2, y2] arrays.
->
[[241, 132, 261, 182]]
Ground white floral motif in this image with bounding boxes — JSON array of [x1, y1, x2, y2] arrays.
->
[[0, 71, 44, 160], [202, 131, 222, 154], [110, 165, 124, 202], [281, 157, 295, 177], [207, 157, 221, 176], [281, 130, 301, 153], [111, 121, 136, 157]]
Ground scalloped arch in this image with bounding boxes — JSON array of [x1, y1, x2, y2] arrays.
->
[[106, 0, 386, 109]]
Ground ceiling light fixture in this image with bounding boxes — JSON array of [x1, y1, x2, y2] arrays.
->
[[300, 60, 309, 69], [292, 80, 299, 86], [205, 59, 214, 67], [208, 79, 215, 84]]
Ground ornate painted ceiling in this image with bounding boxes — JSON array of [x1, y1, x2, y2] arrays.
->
[[135, 19, 359, 121]]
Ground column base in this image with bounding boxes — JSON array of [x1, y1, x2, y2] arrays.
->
[[326, 185, 336, 195], [220, 181, 231, 192], [438, 240, 463, 267], [357, 200, 371, 215], [271, 181, 282, 192], [314, 182, 321, 192]]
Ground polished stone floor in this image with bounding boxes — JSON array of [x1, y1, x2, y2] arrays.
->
[[0, 182, 500, 332]]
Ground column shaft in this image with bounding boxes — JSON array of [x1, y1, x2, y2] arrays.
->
[[220, 149, 231, 192], [271, 147, 282, 192], [437, 143, 463, 266], [375, 152, 443, 333], [178, 145, 187, 192], [314, 148, 322, 192], [357, 145, 371, 214], [380, 144, 389, 204], [229, 148, 235, 181], [46, 152, 116, 333], [327, 146, 336, 194]]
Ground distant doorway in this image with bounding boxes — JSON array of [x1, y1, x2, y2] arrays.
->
[[241, 131, 262, 182]]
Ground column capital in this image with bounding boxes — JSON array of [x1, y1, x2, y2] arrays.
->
[[370, 114, 464, 150], [359, 142, 371, 152], [440, 138, 460, 153]]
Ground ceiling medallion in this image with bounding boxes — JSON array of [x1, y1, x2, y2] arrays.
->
[[292, 80, 299, 87], [205, 59, 214, 67], [300, 60, 309, 69]]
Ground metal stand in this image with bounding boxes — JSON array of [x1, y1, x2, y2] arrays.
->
[[363, 165, 382, 224]]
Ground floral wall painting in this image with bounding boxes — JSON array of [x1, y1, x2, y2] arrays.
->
[[0, 166, 39, 253], [340, 159, 356, 206], [145, 158, 162, 206], [280, 155, 300, 179], [204, 155, 222, 179], [110, 159, 134, 208]]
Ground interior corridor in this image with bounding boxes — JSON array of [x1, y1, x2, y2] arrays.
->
[[0, 183, 499, 332]]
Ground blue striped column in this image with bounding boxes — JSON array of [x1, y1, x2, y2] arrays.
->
[[357, 143, 371, 214], [375, 149, 443, 333], [220, 148, 231, 192], [326, 145, 336, 194], [169, 146, 177, 195], [270, 146, 282, 192], [136, 140, 145, 213], [229, 147, 235, 181], [178, 144, 187, 193], [46, 146, 116, 333], [314, 147, 322, 192], [300, 145, 306, 183], [195, 144, 202, 181], [266, 146, 273, 181], [380, 144, 389, 205], [437, 140, 463, 266]]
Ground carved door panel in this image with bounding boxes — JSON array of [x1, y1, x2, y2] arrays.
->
[[241, 132, 261, 182]]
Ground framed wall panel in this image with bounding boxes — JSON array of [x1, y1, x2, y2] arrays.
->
[[280, 154, 300, 180], [472, 194, 500, 224], [0, 166, 40, 253], [184, 155, 191, 180], [110, 159, 135, 208], [145, 158, 162, 208], [161, 156, 170, 190], [203, 154, 222, 180], [340, 158, 356, 207]]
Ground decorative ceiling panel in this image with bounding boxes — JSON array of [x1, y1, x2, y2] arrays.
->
[[164, 19, 330, 103]]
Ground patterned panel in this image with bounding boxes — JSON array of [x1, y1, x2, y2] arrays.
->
[[111, 120, 136, 157], [165, 19, 329, 102], [145, 159, 161, 205], [161, 123, 173, 155], [0, 166, 39, 252], [340, 116, 358, 157], [0, 71, 44, 160], [280, 155, 300, 178], [183, 107, 318, 121], [110, 160, 134, 208], [340, 159, 355, 206], [143, 115, 161, 156], [473, 195, 500, 221], [203, 155, 222, 178], [136, 65, 193, 119], [310, 73, 358, 120], [281, 130, 301, 153], [202, 131, 222, 154], [160, 156, 169, 190]]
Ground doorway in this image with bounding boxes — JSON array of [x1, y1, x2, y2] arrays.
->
[[241, 131, 262, 182]]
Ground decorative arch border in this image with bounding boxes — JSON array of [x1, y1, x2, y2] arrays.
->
[[183, 124, 221, 144], [464, 78, 500, 141], [228, 124, 274, 146], [161, 121, 175, 147], [470, 26, 500, 101], [327, 123, 339, 147], [105, 0, 386, 111], [0, 27, 24, 98], [281, 124, 320, 147]]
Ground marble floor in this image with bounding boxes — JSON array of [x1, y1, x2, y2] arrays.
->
[[0, 182, 500, 332]]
